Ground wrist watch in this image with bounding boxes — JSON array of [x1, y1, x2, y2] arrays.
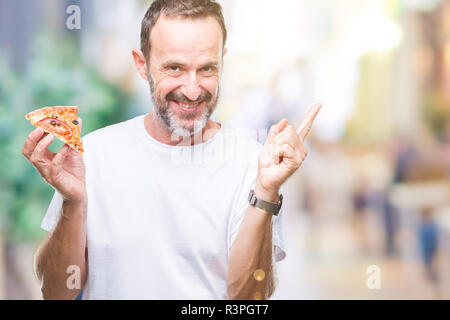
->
[[248, 189, 283, 216]]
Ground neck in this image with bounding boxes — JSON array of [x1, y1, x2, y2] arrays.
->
[[144, 110, 221, 146]]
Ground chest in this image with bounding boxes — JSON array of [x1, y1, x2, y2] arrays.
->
[[84, 152, 250, 263]]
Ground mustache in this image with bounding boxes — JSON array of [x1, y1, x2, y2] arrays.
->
[[166, 89, 212, 104]]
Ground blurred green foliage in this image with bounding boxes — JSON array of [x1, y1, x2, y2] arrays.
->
[[0, 35, 131, 243]]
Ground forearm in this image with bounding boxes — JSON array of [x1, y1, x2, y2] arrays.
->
[[226, 188, 278, 300], [34, 199, 88, 300], [227, 105, 320, 299]]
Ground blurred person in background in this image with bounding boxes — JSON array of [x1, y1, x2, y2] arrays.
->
[[382, 135, 416, 257], [418, 206, 439, 295], [351, 175, 370, 255]]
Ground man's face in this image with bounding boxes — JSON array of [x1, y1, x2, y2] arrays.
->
[[147, 15, 224, 137]]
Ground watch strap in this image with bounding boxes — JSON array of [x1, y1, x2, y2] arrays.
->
[[248, 189, 282, 216]]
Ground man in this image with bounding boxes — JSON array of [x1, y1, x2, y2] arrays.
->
[[22, 0, 321, 299]]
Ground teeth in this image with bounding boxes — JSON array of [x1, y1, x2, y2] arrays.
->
[[180, 102, 198, 109]]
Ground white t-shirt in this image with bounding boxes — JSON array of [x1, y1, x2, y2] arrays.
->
[[41, 114, 286, 299]]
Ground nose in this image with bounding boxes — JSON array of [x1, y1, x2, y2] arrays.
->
[[181, 71, 201, 101]]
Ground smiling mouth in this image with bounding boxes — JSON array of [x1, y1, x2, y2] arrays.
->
[[172, 100, 202, 113]]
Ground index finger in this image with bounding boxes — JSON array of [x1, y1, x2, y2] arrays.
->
[[297, 103, 322, 141], [22, 127, 45, 158]]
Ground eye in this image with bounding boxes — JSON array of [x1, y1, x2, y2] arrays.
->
[[166, 65, 182, 75], [200, 66, 217, 75]]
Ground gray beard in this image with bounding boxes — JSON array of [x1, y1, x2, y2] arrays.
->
[[149, 77, 219, 138]]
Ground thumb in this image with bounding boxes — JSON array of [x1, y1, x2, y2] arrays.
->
[[267, 118, 288, 144]]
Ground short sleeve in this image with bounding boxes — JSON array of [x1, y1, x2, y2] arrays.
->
[[229, 170, 287, 262], [40, 190, 64, 232]]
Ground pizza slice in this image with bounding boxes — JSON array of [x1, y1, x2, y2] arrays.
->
[[25, 106, 84, 153]]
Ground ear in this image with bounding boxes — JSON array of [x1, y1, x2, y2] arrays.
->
[[132, 48, 149, 81], [223, 47, 228, 57]]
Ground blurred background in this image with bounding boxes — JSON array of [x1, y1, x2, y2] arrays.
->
[[0, 0, 449, 299]]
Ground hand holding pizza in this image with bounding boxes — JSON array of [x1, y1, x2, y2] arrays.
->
[[22, 107, 86, 204], [255, 103, 322, 201]]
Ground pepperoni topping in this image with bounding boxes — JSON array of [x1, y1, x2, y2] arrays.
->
[[37, 117, 73, 139]]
